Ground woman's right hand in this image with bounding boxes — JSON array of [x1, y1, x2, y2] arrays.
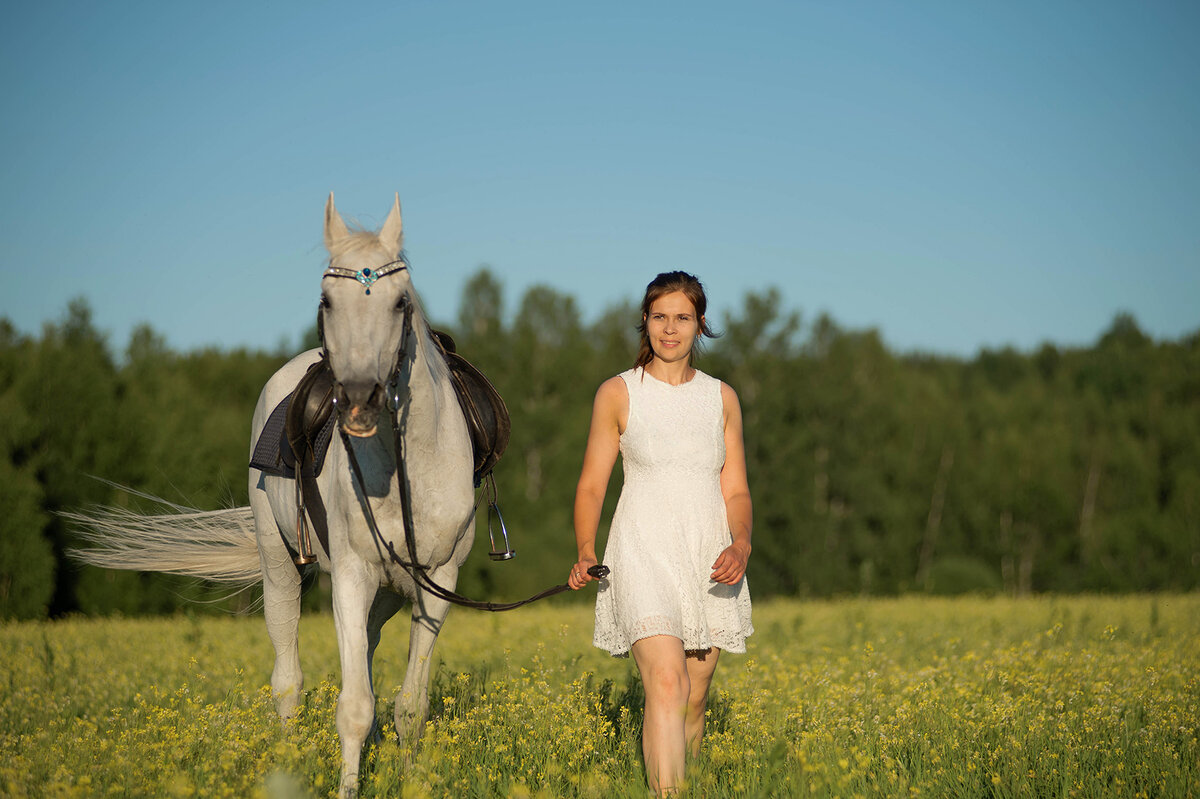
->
[[568, 556, 599, 590]]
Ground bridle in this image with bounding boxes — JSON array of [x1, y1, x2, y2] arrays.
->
[[320, 258, 607, 611], [324, 259, 410, 293]]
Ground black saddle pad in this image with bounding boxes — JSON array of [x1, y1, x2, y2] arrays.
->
[[249, 392, 336, 479]]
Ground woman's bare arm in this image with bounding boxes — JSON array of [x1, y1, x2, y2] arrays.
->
[[569, 376, 627, 589], [712, 382, 752, 585]]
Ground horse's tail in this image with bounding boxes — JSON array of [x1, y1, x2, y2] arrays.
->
[[65, 490, 262, 585]]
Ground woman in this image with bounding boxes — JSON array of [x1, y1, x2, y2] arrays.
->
[[568, 271, 753, 794]]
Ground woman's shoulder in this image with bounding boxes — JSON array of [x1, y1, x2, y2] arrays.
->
[[598, 372, 630, 393], [592, 373, 632, 432], [692, 370, 741, 415], [716, 378, 742, 422], [694, 368, 732, 394], [594, 372, 632, 406], [608, 367, 643, 391]]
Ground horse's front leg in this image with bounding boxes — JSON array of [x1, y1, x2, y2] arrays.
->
[[394, 564, 456, 746], [331, 556, 382, 799]]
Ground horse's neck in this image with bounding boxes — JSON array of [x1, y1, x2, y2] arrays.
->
[[400, 330, 449, 442]]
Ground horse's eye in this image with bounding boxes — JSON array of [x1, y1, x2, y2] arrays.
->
[[320, 294, 331, 309], [395, 296, 407, 312]]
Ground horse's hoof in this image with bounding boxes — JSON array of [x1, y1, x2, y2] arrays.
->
[[274, 692, 302, 721], [337, 777, 359, 799]]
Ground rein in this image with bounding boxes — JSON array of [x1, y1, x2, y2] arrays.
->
[[324, 265, 607, 611]]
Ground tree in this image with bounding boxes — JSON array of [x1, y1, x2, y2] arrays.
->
[[0, 323, 55, 618], [5, 292, 1198, 615]]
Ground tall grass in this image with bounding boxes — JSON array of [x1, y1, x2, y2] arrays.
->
[[2, 596, 1197, 797]]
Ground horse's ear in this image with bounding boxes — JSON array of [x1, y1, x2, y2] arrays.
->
[[324, 192, 351, 252], [378, 193, 404, 256]]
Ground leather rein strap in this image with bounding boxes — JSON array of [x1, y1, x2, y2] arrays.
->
[[326, 277, 605, 611], [339, 422, 581, 611]]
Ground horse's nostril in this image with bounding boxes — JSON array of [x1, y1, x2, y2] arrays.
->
[[348, 405, 379, 422], [339, 382, 385, 411]]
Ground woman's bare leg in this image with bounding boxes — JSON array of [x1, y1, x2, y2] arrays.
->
[[684, 647, 721, 756], [631, 635, 689, 794]]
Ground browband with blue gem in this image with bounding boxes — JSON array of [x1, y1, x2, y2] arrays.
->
[[323, 259, 408, 294]]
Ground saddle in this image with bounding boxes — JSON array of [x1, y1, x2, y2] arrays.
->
[[249, 332, 510, 562], [248, 359, 337, 481], [431, 330, 511, 485]]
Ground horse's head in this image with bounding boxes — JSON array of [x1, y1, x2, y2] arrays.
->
[[320, 192, 413, 438]]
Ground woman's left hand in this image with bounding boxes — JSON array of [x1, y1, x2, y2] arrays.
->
[[711, 540, 751, 585]]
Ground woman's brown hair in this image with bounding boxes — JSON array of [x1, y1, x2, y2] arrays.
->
[[634, 271, 718, 369]]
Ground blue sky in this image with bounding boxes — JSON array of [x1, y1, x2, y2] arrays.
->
[[3, 1, 1197, 357]]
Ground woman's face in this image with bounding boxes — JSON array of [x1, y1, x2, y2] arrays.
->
[[645, 290, 702, 365]]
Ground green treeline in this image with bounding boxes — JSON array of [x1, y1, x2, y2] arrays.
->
[[2, 274, 1198, 619]]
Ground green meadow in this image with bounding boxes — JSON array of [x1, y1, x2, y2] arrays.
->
[[2, 595, 1197, 798]]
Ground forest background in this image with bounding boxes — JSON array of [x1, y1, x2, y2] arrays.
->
[[1, 270, 1198, 620]]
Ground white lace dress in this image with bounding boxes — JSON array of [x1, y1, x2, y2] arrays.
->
[[593, 367, 754, 656]]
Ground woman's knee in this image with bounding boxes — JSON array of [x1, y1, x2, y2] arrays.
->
[[632, 636, 690, 704], [643, 662, 689, 705]]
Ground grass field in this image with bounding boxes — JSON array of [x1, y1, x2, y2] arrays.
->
[[2, 595, 1198, 798]]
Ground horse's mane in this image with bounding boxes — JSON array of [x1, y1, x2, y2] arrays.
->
[[405, 280, 451, 395]]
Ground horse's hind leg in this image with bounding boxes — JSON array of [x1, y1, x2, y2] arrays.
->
[[394, 566, 455, 746], [253, 490, 305, 720], [365, 588, 406, 742]]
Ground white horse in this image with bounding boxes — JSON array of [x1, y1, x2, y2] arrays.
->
[[71, 194, 478, 798]]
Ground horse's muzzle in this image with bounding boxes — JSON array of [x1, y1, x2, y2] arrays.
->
[[341, 409, 379, 438], [338, 384, 383, 437]]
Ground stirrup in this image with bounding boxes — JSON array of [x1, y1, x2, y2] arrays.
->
[[294, 515, 317, 565], [293, 479, 317, 565], [485, 474, 515, 561]]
